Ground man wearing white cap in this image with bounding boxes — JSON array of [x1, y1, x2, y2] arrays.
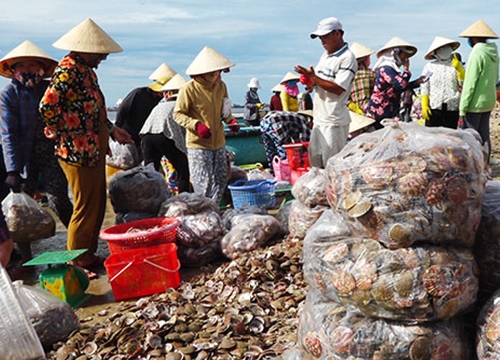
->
[[294, 17, 357, 168], [174, 46, 238, 205], [40, 18, 132, 276], [459, 19, 499, 163]]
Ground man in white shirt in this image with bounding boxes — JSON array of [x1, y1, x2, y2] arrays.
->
[[295, 17, 357, 168]]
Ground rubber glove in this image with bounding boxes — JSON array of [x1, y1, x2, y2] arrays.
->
[[5, 172, 22, 193], [299, 74, 314, 87], [451, 54, 465, 82], [195, 122, 211, 139], [458, 115, 465, 129], [228, 119, 240, 133], [421, 94, 432, 121], [348, 101, 364, 115]]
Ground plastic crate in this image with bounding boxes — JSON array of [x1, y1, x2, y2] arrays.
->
[[283, 142, 310, 170], [104, 243, 180, 301], [228, 179, 276, 209], [272, 156, 291, 182], [100, 217, 180, 255]]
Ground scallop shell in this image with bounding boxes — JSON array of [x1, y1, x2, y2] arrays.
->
[[486, 307, 500, 342], [393, 270, 414, 297], [446, 176, 469, 205], [435, 298, 459, 319], [371, 274, 393, 302], [343, 190, 362, 210], [422, 265, 449, 298], [302, 332, 323, 358], [388, 223, 412, 248], [331, 269, 356, 295], [323, 243, 349, 263], [409, 336, 432, 360], [348, 201, 372, 218]]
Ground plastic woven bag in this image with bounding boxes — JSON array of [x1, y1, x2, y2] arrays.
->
[[1, 192, 55, 243]]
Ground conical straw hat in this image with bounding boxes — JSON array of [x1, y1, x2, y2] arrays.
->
[[350, 42, 375, 59], [185, 46, 235, 76], [348, 111, 375, 134], [424, 36, 460, 60], [279, 71, 300, 84], [149, 63, 177, 81], [271, 83, 285, 92], [459, 19, 498, 39], [53, 18, 123, 54], [160, 74, 187, 92], [376, 37, 417, 58], [0, 40, 58, 78]]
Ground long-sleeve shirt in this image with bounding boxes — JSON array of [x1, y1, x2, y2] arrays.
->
[[115, 87, 161, 147], [365, 66, 411, 121], [243, 89, 261, 121], [173, 78, 232, 150], [40, 52, 110, 167], [349, 64, 376, 111], [460, 42, 499, 115], [269, 94, 283, 111], [280, 91, 299, 112], [0, 79, 48, 176]]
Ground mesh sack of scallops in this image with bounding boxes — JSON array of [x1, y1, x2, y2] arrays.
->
[[325, 121, 487, 249], [477, 288, 500, 359], [291, 167, 329, 208], [158, 192, 219, 217], [220, 214, 283, 259], [474, 180, 500, 296], [285, 289, 470, 360], [176, 209, 226, 249], [303, 209, 478, 322], [287, 200, 328, 241]]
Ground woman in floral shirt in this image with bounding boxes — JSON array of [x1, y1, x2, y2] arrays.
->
[[40, 19, 131, 276]]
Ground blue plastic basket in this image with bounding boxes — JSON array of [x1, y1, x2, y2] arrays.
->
[[228, 179, 277, 209]]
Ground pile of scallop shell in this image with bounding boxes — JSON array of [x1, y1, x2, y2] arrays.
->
[[477, 288, 500, 359], [286, 122, 487, 359], [47, 239, 306, 359]]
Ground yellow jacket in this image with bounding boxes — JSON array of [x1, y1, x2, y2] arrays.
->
[[174, 78, 233, 150], [280, 91, 299, 112]]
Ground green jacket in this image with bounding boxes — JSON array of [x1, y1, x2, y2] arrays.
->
[[460, 42, 499, 115]]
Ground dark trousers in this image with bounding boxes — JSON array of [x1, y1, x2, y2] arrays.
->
[[464, 111, 491, 163], [425, 108, 459, 129], [141, 134, 190, 193]]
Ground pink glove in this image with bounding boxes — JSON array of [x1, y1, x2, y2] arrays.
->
[[196, 122, 211, 139], [228, 119, 240, 133]]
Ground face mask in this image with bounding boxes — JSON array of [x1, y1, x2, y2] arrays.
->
[[468, 38, 474, 48], [435, 45, 453, 60], [13, 70, 43, 88], [287, 80, 297, 87]]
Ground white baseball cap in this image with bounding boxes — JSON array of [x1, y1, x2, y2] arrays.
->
[[310, 17, 343, 39]]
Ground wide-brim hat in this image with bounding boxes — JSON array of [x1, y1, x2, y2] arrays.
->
[[247, 77, 261, 89], [0, 40, 58, 78], [459, 19, 498, 39], [149, 62, 176, 81], [279, 71, 300, 85], [185, 46, 235, 76], [424, 36, 461, 60], [376, 37, 417, 58], [271, 83, 285, 92], [53, 18, 123, 54], [297, 109, 314, 120], [348, 111, 375, 134], [160, 74, 187, 92], [350, 42, 375, 59]]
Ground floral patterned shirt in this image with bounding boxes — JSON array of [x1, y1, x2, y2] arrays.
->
[[365, 66, 411, 122], [40, 53, 108, 167]]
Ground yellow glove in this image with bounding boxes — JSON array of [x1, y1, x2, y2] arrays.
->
[[348, 101, 364, 115], [451, 54, 465, 82], [421, 94, 431, 121], [256, 103, 262, 109]]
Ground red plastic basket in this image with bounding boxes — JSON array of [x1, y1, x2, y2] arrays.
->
[[100, 217, 180, 255], [290, 167, 310, 185], [283, 142, 310, 170], [104, 243, 180, 300]]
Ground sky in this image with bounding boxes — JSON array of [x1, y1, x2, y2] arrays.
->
[[0, 0, 499, 108]]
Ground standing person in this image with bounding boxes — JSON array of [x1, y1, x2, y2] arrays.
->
[[365, 37, 424, 129], [421, 36, 465, 129], [243, 77, 265, 126], [279, 72, 301, 112], [294, 16, 358, 168], [0, 40, 74, 264], [348, 42, 376, 114], [40, 18, 133, 276], [299, 85, 314, 111], [115, 64, 175, 155], [458, 19, 499, 163], [140, 74, 191, 193], [174, 46, 238, 205], [269, 83, 284, 111]]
